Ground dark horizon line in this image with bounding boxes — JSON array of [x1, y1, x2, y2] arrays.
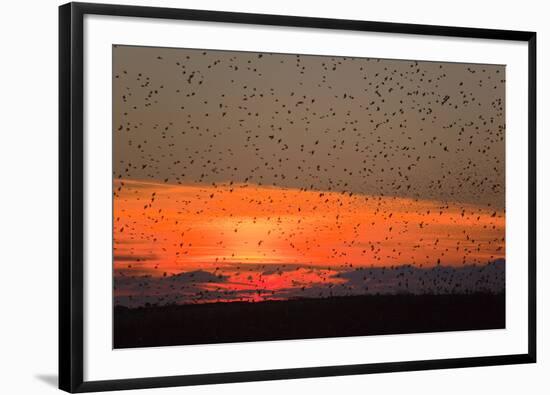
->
[[114, 290, 506, 310]]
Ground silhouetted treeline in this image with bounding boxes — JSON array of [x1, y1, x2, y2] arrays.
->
[[114, 292, 505, 348]]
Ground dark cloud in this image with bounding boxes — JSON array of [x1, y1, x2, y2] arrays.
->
[[170, 270, 229, 283], [332, 259, 505, 295], [114, 254, 157, 262], [115, 261, 504, 307], [114, 269, 232, 307], [273, 260, 504, 301]]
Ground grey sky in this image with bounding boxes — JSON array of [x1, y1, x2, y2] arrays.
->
[[113, 45, 505, 209]]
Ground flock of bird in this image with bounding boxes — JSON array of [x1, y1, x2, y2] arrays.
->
[[112, 45, 506, 307]]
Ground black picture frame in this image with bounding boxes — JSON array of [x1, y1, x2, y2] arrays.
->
[[59, 2, 537, 392]]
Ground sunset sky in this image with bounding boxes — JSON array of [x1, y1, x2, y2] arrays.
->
[[113, 45, 505, 306]]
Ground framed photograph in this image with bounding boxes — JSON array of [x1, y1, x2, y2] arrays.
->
[[59, 2, 536, 392]]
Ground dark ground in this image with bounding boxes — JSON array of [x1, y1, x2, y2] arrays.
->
[[113, 293, 505, 348]]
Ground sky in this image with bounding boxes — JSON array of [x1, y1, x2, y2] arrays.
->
[[112, 45, 505, 306]]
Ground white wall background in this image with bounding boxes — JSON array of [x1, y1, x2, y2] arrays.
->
[[0, 0, 547, 393]]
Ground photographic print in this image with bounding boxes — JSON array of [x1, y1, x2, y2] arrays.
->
[[112, 45, 505, 349]]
